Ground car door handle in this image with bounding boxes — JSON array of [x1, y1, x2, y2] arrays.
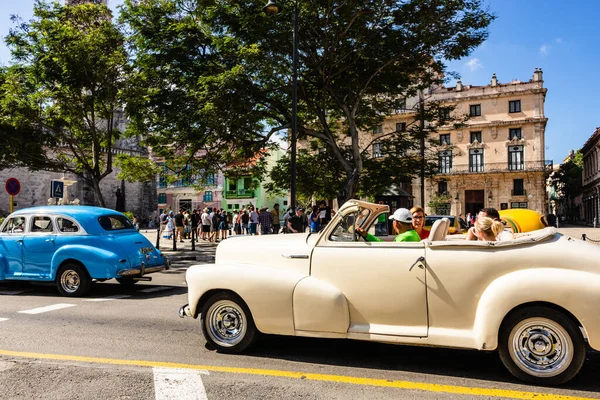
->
[[409, 256, 425, 271], [45, 238, 54, 242], [281, 254, 309, 259], [16, 239, 23, 244]]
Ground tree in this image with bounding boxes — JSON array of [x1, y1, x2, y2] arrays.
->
[[1, 1, 130, 206], [553, 151, 583, 220], [120, 0, 493, 204]]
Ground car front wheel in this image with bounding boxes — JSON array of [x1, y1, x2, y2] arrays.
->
[[56, 263, 91, 297], [201, 292, 258, 354], [499, 306, 585, 385]]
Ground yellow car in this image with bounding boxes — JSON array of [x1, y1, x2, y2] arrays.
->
[[499, 209, 547, 233], [425, 215, 467, 234]]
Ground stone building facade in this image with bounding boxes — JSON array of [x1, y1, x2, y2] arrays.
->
[[0, 119, 157, 224], [581, 128, 600, 224], [367, 68, 551, 216]]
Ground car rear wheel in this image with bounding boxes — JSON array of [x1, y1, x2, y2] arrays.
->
[[498, 306, 585, 385], [56, 263, 91, 297], [201, 292, 258, 354]]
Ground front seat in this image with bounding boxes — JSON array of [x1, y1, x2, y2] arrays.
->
[[426, 218, 450, 242]]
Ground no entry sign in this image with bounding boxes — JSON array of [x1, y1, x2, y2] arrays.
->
[[5, 178, 20, 196]]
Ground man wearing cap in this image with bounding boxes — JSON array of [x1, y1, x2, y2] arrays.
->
[[258, 207, 273, 235], [356, 208, 420, 242], [287, 207, 306, 233]]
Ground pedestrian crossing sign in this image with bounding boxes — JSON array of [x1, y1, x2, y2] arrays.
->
[[51, 180, 64, 199]]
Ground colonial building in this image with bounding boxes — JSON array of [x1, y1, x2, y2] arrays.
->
[[369, 68, 551, 216], [155, 149, 288, 215], [581, 128, 600, 224]]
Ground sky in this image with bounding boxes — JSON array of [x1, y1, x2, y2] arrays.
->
[[0, 0, 598, 165]]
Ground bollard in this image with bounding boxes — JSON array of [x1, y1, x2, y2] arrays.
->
[[172, 227, 177, 251], [155, 226, 160, 250], [582, 234, 587, 241], [191, 227, 196, 251]]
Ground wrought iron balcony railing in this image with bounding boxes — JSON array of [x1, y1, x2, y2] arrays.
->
[[437, 160, 553, 175], [224, 189, 255, 199], [511, 190, 527, 196]]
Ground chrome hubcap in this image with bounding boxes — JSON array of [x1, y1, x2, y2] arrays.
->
[[60, 270, 80, 293], [206, 300, 246, 347], [509, 318, 573, 377]]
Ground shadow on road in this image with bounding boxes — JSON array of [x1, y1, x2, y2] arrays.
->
[[242, 335, 600, 393], [0, 280, 187, 299]]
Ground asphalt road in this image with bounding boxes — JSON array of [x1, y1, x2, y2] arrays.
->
[[1, 244, 600, 399]]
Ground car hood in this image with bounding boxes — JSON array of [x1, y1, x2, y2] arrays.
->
[[215, 233, 313, 275]]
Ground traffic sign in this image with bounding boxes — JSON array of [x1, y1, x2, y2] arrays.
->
[[51, 180, 64, 199], [5, 178, 20, 196]]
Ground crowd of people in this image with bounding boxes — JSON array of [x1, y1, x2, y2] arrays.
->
[[156, 201, 513, 245], [156, 200, 336, 243]]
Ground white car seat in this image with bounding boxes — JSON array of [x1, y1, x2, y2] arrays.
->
[[427, 218, 450, 242]]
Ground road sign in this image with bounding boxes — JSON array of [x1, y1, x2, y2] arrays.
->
[[51, 180, 64, 199], [5, 178, 20, 196]]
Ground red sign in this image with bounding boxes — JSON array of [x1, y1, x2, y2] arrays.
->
[[5, 178, 20, 196]]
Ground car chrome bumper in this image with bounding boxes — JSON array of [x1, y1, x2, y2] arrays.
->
[[179, 304, 192, 318], [117, 264, 167, 277]]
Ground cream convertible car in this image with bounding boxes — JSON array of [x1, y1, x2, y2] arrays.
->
[[180, 200, 600, 385]]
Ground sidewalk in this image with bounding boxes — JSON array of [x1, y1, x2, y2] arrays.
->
[[139, 229, 219, 262], [555, 224, 600, 244]]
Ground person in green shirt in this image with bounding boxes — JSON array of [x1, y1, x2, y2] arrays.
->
[[356, 208, 420, 242]]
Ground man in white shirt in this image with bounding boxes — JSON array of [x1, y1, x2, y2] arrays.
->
[[249, 207, 259, 235], [200, 208, 211, 240]]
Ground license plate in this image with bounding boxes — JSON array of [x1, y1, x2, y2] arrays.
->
[[140, 247, 153, 254]]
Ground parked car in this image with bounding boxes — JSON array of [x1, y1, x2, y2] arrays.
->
[[180, 199, 600, 385], [499, 208, 548, 233], [0, 206, 168, 296], [425, 215, 466, 234]]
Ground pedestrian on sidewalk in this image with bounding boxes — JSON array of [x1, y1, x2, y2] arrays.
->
[[240, 210, 249, 234], [174, 209, 185, 243], [249, 207, 259, 235], [270, 203, 280, 234], [232, 210, 241, 235], [258, 207, 273, 235], [163, 211, 174, 240]]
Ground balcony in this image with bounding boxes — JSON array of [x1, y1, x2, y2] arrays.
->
[[511, 190, 527, 197], [224, 189, 255, 199], [437, 160, 554, 175]]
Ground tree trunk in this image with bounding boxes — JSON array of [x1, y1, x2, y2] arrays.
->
[[337, 169, 360, 207], [90, 175, 106, 208]]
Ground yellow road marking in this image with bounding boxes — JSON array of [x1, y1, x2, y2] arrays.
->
[[0, 349, 594, 400]]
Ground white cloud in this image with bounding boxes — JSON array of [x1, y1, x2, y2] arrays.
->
[[539, 44, 549, 55], [555, 38, 564, 44], [464, 58, 482, 72]]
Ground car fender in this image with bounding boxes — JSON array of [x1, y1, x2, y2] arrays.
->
[[293, 276, 349, 333], [473, 268, 600, 350], [0, 253, 5, 280], [186, 263, 308, 336], [52, 245, 122, 280]]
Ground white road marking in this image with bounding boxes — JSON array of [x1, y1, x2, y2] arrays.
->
[[83, 295, 132, 302], [139, 286, 171, 293], [0, 318, 9, 322], [18, 303, 76, 315], [153, 367, 208, 400]]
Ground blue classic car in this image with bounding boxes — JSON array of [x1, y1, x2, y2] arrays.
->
[[0, 206, 168, 296]]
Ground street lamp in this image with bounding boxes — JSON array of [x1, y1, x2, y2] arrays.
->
[[263, 0, 298, 209]]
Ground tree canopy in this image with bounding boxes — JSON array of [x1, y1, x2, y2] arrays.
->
[[0, 1, 129, 206], [120, 0, 494, 204]]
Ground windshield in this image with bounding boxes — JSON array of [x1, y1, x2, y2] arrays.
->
[[425, 216, 455, 227]]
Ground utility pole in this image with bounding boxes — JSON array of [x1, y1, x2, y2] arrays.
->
[[419, 89, 425, 206]]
